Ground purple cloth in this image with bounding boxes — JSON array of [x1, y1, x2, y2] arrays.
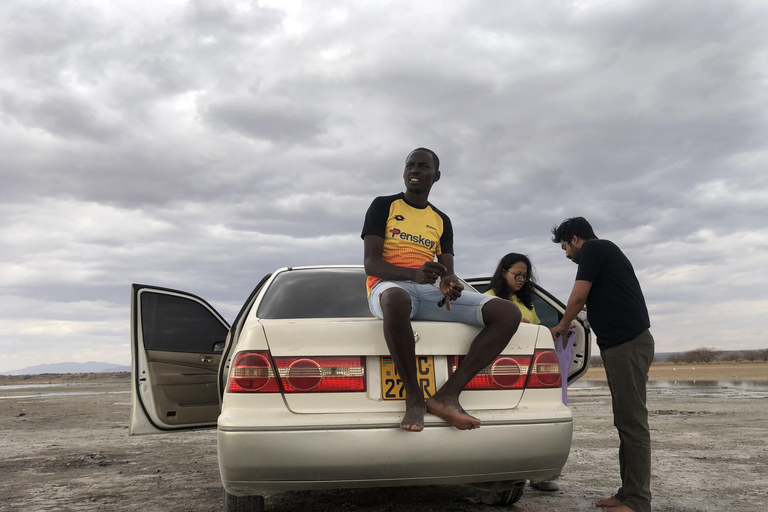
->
[[555, 333, 575, 405]]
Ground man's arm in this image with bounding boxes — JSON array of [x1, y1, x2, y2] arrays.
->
[[363, 235, 446, 284], [550, 280, 592, 340], [437, 253, 462, 300]]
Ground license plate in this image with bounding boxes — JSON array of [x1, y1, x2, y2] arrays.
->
[[380, 356, 436, 400]]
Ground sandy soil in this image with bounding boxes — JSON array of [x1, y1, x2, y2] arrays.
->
[[585, 362, 768, 382], [1, 367, 767, 512]]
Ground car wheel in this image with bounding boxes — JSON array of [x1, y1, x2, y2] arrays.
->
[[477, 484, 525, 506], [225, 492, 265, 512]]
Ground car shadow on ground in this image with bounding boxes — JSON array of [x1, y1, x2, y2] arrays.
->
[[265, 485, 494, 512]]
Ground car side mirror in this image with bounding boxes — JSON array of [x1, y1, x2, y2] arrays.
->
[[213, 341, 225, 353]]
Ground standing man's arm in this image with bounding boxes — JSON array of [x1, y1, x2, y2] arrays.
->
[[363, 235, 446, 284], [550, 280, 592, 340]]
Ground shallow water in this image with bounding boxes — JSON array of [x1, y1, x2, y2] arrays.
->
[[571, 379, 768, 399], [0, 382, 130, 399], [0, 383, 76, 390], [0, 390, 130, 400]]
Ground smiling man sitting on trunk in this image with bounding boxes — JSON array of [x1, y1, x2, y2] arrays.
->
[[361, 148, 521, 432]]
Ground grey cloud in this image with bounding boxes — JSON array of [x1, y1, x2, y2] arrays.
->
[[182, 0, 283, 37], [1, 91, 121, 141], [0, 2, 105, 58], [200, 97, 328, 144]]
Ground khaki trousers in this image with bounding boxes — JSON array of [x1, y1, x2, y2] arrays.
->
[[601, 330, 655, 512]]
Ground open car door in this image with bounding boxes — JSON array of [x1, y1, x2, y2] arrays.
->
[[130, 284, 230, 435], [464, 277, 590, 384]]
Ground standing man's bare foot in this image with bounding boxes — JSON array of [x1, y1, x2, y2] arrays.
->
[[425, 395, 480, 430], [595, 496, 622, 508], [400, 399, 426, 432]]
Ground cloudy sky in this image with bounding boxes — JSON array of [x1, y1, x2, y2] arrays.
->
[[1, 0, 767, 372]]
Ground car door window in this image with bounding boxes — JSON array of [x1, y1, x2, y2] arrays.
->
[[531, 295, 562, 328], [140, 292, 228, 353]]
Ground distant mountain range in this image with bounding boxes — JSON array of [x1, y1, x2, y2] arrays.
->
[[0, 361, 131, 376]]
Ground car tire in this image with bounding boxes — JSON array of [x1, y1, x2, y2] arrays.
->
[[477, 484, 525, 506], [225, 492, 265, 512]]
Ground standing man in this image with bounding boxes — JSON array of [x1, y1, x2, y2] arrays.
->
[[362, 148, 521, 432], [550, 217, 654, 512]]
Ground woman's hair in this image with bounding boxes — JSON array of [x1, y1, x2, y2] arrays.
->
[[489, 253, 537, 309]]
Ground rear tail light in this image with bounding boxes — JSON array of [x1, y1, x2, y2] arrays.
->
[[227, 351, 365, 393], [448, 349, 561, 390], [527, 349, 562, 388], [448, 355, 531, 390], [275, 356, 365, 392], [228, 352, 280, 393]]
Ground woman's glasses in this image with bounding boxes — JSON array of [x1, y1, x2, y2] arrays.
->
[[507, 272, 528, 282]]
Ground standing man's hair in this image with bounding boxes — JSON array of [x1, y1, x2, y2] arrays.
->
[[551, 217, 597, 243], [410, 147, 440, 171]]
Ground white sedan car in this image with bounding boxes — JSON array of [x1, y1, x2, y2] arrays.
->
[[130, 266, 590, 511]]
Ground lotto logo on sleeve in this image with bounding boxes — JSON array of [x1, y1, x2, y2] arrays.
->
[[389, 228, 436, 250]]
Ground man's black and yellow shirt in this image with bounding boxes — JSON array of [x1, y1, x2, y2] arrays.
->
[[361, 193, 454, 295]]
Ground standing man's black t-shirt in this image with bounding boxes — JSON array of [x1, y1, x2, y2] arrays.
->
[[576, 239, 650, 350]]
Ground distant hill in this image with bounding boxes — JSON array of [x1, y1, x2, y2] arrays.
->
[[1, 361, 131, 376]]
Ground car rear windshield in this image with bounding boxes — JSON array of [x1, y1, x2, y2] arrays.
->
[[256, 268, 374, 319]]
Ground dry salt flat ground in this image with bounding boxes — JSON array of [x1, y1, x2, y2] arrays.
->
[[0, 367, 766, 512]]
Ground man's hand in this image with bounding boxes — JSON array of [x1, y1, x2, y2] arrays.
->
[[439, 274, 463, 301], [413, 261, 447, 285], [550, 322, 572, 341]]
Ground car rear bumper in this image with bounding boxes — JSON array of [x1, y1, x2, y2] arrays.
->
[[218, 417, 572, 495]]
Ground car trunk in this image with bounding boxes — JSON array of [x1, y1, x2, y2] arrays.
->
[[259, 318, 545, 414]]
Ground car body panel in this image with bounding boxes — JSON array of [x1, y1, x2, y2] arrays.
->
[[219, 419, 571, 494], [217, 387, 569, 430]]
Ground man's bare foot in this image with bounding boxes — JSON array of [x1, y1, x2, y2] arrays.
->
[[595, 496, 622, 508], [604, 506, 634, 512], [425, 395, 480, 430], [400, 402, 425, 432]]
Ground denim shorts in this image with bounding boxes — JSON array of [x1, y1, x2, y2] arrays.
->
[[368, 280, 496, 327]]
